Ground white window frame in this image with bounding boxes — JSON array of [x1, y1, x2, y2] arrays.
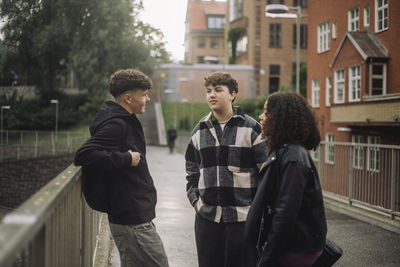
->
[[311, 146, 320, 161], [325, 134, 334, 164], [332, 21, 337, 39], [367, 136, 381, 172], [369, 63, 387, 96], [334, 69, 345, 103], [375, 0, 388, 32], [364, 7, 370, 27], [318, 21, 330, 53], [326, 76, 331, 107], [352, 135, 364, 169], [229, 0, 243, 22], [312, 79, 320, 107], [348, 7, 359, 32], [349, 65, 361, 102]]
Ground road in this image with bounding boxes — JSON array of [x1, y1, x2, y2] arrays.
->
[[111, 146, 400, 267]]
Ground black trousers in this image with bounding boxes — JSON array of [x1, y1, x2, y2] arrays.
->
[[195, 213, 258, 267]]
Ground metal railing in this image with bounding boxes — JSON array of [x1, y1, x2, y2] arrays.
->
[[0, 164, 101, 267], [314, 142, 400, 220], [0, 130, 89, 160]]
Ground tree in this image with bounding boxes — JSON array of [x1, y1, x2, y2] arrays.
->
[[292, 64, 307, 97], [0, 0, 170, 98]]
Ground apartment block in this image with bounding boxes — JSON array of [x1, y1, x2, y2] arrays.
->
[[308, 0, 400, 145], [226, 0, 308, 96], [184, 0, 226, 64]]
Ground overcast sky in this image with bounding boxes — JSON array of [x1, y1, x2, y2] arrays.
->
[[140, 0, 226, 63], [140, 0, 188, 62]]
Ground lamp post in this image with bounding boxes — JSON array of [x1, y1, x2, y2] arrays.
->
[[1, 105, 11, 145], [266, 4, 301, 95], [50, 99, 59, 139]]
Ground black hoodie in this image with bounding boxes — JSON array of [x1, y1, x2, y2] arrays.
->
[[74, 100, 157, 225]]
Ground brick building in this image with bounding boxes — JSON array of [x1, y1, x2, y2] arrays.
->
[[226, 0, 308, 96], [307, 0, 400, 145], [184, 0, 226, 64], [151, 63, 254, 103]]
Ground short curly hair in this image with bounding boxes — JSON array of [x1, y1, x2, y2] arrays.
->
[[109, 69, 152, 98], [204, 72, 238, 101], [263, 92, 320, 152]]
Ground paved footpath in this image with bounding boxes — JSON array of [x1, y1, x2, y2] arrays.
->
[[111, 146, 400, 267]]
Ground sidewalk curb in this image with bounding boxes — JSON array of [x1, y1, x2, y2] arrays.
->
[[323, 197, 400, 234]]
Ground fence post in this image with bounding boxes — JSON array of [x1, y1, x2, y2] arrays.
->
[[67, 132, 71, 153], [20, 131, 23, 145], [318, 144, 323, 185], [390, 149, 396, 220], [6, 130, 8, 144], [348, 145, 354, 206], [51, 132, 55, 155], [35, 132, 38, 158], [17, 145, 20, 160]]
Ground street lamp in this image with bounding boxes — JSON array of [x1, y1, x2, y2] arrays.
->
[[266, 4, 301, 95], [50, 99, 59, 138], [1, 105, 11, 145]]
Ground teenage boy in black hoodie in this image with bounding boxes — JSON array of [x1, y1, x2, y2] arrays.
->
[[74, 69, 169, 267]]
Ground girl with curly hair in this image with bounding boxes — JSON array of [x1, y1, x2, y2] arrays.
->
[[245, 92, 328, 267]]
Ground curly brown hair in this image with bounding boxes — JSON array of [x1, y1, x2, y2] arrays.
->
[[109, 69, 152, 98], [204, 72, 238, 102], [263, 92, 320, 152]]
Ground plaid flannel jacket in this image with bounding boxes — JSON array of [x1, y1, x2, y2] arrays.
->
[[185, 107, 267, 223]]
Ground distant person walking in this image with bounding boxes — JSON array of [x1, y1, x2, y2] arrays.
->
[[74, 69, 169, 267], [167, 126, 177, 153], [245, 92, 327, 267], [185, 72, 267, 267]]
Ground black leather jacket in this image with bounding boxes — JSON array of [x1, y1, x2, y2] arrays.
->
[[245, 144, 327, 266]]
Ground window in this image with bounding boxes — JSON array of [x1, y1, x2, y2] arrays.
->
[[318, 21, 330, 53], [352, 135, 364, 169], [294, 0, 308, 8], [325, 134, 334, 164], [332, 22, 337, 39], [269, 23, 281, 48], [236, 35, 248, 54], [334, 69, 345, 103], [197, 38, 205, 48], [364, 7, 370, 27], [185, 22, 190, 33], [184, 40, 189, 52], [269, 64, 280, 94], [208, 16, 225, 29], [311, 146, 320, 161], [267, 0, 284, 4], [293, 24, 308, 49], [312, 79, 320, 107], [230, 0, 243, 22], [348, 7, 359, 32], [210, 38, 219, 49], [369, 63, 386, 96], [326, 76, 331, 107], [269, 65, 280, 75], [375, 0, 388, 32], [197, 56, 205, 63], [349, 65, 361, 101], [367, 136, 381, 171]]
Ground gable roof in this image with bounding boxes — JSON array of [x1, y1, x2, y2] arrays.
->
[[330, 29, 388, 69]]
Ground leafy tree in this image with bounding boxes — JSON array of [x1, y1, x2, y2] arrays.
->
[[292, 64, 307, 97], [0, 0, 170, 98]]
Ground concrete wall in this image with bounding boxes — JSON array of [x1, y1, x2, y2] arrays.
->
[[0, 154, 74, 208]]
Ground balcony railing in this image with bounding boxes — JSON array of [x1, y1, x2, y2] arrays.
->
[[315, 141, 400, 219], [0, 164, 101, 267]]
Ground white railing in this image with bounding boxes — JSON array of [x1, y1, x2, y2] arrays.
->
[[0, 130, 89, 160], [313, 142, 400, 220], [0, 164, 101, 267]]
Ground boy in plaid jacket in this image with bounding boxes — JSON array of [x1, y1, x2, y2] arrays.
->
[[185, 72, 267, 267]]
